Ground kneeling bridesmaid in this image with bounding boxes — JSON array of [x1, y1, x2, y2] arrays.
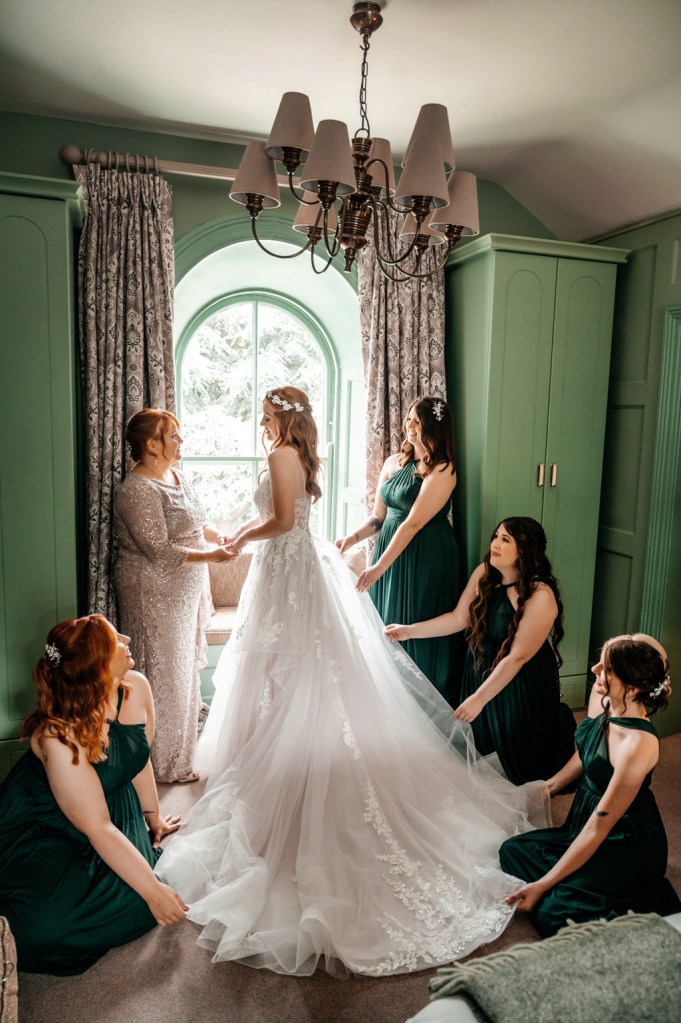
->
[[0, 615, 187, 974], [501, 634, 681, 936]]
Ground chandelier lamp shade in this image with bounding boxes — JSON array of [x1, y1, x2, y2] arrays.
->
[[229, 1, 479, 281]]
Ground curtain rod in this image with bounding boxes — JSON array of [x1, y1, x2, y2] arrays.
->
[[59, 144, 295, 187]]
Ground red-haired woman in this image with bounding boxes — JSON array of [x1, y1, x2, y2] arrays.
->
[[155, 388, 551, 978], [115, 408, 233, 783], [0, 615, 187, 974], [386, 517, 576, 783], [336, 396, 460, 696]]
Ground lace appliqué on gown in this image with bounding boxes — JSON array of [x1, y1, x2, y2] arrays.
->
[[157, 473, 550, 977]]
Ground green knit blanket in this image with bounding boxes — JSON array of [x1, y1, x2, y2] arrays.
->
[[428, 913, 681, 1023]]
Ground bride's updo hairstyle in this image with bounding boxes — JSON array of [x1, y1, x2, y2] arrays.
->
[[125, 408, 180, 463], [399, 396, 456, 478], [602, 636, 671, 714], [467, 516, 564, 672], [263, 386, 322, 502], [22, 615, 124, 764]]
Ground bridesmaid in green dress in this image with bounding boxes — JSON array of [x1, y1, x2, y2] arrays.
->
[[0, 615, 187, 974], [336, 396, 459, 695], [501, 634, 681, 935], [386, 517, 575, 782]]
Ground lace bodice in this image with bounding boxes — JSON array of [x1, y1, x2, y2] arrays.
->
[[254, 472, 311, 533]]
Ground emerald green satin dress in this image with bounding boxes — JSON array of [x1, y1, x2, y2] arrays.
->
[[500, 713, 681, 936], [0, 689, 159, 974], [460, 585, 576, 783], [371, 460, 460, 694]]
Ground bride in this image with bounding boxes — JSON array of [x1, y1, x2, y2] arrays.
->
[[156, 386, 551, 977]]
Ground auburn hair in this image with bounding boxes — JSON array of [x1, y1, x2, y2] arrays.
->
[[399, 395, 456, 477], [126, 408, 180, 463], [467, 517, 564, 672], [22, 615, 127, 764], [262, 387, 322, 501]]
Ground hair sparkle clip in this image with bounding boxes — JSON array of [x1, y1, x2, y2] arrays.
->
[[432, 400, 444, 422], [45, 642, 61, 666]]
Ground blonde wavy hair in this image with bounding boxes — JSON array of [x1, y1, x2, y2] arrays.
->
[[262, 386, 322, 501]]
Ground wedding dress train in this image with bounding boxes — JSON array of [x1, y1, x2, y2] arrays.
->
[[156, 475, 550, 976]]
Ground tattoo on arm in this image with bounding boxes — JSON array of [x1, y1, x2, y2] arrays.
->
[[367, 515, 383, 534], [595, 810, 609, 817]]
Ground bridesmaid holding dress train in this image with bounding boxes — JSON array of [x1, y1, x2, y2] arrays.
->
[[336, 395, 460, 696]]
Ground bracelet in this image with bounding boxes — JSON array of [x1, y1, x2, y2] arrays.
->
[[353, 532, 360, 543], [142, 809, 157, 816]]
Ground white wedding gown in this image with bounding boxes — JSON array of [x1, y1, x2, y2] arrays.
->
[[156, 474, 551, 977]]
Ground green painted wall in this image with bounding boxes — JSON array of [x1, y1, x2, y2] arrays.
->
[[590, 212, 681, 736]]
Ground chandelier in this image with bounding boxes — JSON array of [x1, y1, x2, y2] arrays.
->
[[228, 1, 479, 282]]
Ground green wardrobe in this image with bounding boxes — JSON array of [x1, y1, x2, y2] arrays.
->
[[445, 234, 628, 707], [0, 174, 81, 776]]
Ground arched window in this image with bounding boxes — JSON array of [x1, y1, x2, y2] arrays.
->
[[176, 291, 336, 537]]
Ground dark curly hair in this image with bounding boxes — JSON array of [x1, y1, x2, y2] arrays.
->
[[467, 516, 564, 672], [399, 395, 456, 478], [601, 636, 671, 715]]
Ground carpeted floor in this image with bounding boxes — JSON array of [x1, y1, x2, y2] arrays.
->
[[18, 731, 681, 1023]]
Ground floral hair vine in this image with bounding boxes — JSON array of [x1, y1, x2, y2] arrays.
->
[[265, 391, 308, 414], [432, 400, 444, 422], [650, 675, 671, 699], [45, 642, 61, 666]]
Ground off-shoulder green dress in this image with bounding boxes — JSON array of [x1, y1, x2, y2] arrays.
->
[[371, 460, 460, 694], [500, 713, 681, 936], [0, 689, 159, 974]]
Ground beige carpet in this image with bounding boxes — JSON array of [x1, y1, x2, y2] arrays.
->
[[18, 731, 681, 1023]]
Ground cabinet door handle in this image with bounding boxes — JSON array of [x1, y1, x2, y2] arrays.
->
[[537, 463, 545, 487], [550, 463, 558, 487]]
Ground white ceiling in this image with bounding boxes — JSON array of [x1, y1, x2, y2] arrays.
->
[[2, 0, 680, 240]]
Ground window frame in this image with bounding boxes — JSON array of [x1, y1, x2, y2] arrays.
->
[[176, 288, 340, 538]]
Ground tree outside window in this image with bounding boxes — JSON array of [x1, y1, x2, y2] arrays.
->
[[176, 293, 335, 538]]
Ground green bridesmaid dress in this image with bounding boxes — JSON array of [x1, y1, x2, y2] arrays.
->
[[0, 688, 159, 974], [371, 460, 460, 694], [459, 584, 576, 783], [499, 713, 681, 936]]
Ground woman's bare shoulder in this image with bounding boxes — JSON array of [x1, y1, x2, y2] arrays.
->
[[381, 453, 402, 478]]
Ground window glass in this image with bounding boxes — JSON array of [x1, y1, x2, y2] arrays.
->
[[178, 296, 330, 536]]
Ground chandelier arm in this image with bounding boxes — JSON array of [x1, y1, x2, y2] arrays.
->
[[310, 246, 336, 275], [321, 201, 346, 258], [364, 157, 392, 197], [365, 194, 428, 266], [250, 218, 315, 259], [288, 172, 318, 205], [374, 219, 424, 266], [375, 241, 454, 280]]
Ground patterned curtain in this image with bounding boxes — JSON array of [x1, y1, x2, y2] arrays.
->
[[358, 207, 447, 510], [75, 162, 176, 619]]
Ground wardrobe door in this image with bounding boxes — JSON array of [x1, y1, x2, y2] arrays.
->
[[482, 251, 556, 541], [542, 258, 618, 691], [0, 191, 78, 769]]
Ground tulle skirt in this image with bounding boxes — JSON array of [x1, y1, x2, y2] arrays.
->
[[156, 530, 550, 976]]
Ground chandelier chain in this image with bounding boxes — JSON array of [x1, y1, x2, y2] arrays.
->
[[355, 32, 371, 139]]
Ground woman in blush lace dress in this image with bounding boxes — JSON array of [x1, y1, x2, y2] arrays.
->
[[114, 409, 233, 784], [156, 387, 551, 978]]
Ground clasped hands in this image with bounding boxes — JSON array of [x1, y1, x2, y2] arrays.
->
[[216, 532, 246, 559]]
